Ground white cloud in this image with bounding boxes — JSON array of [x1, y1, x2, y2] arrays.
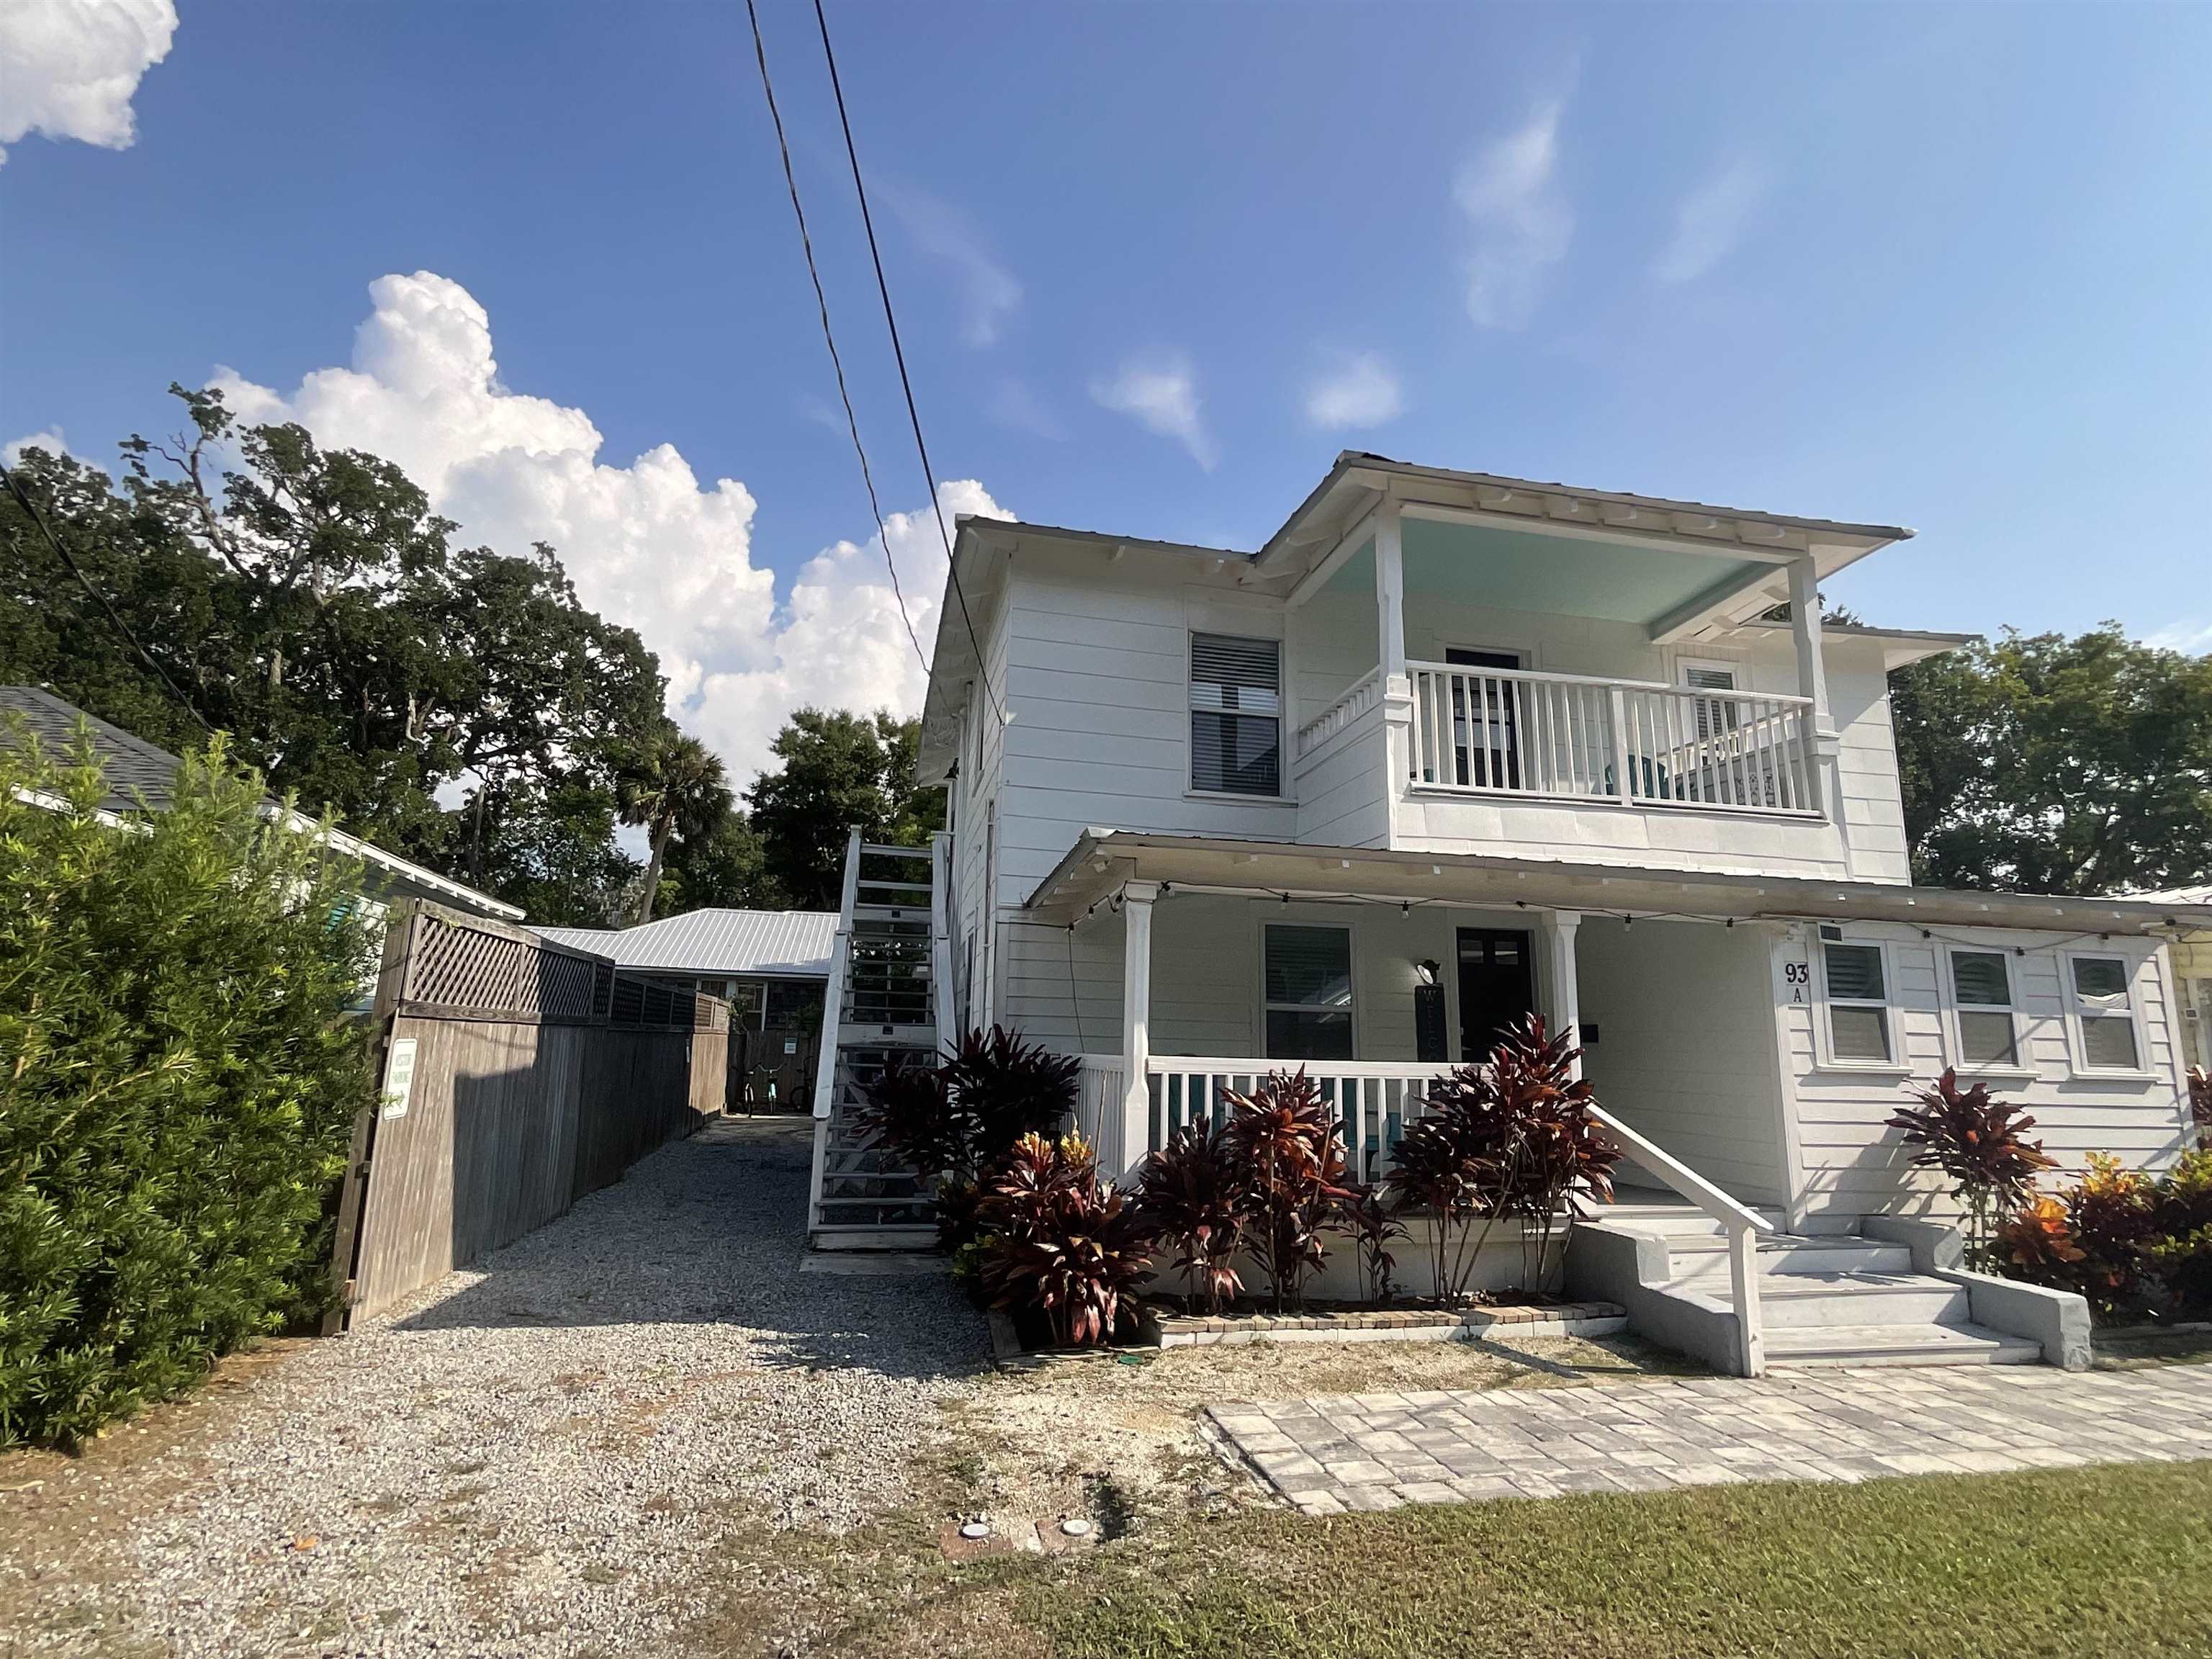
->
[[213, 271, 1007, 785], [881, 184, 1022, 349], [0, 0, 176, 165], [1092, 352, 1217, 470], [1655, 157, 1771, 284], [2146, 621, 2212, 656], [1304, 353, 1403, 430], [1455, 98, 1573, 329], [4, 428, 68, 465]]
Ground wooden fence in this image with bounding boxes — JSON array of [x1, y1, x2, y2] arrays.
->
[[331, 902, 729, 1325]]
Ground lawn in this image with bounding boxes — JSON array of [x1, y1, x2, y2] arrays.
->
[[698, 1455, 2212, 1658], [1017, 1462, 2212, 1659]]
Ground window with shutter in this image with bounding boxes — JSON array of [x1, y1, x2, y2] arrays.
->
[[1948, 950, 2019, 1066], [1264, 924, 1354, 1060], [1821, 941, 1892, 1062], [1190, 633, 1281, 796], [2067, 955, 2142, 1071]]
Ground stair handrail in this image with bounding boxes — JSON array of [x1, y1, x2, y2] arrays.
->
[[1586, 1101, 1773, 1377], [928, 830, 956, 1052], [810, 828, 863, 1123]]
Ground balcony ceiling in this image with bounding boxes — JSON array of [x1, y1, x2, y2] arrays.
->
[[1322, 520, 1773, 627]]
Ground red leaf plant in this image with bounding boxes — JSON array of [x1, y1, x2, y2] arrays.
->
[[976, 1132, 1151, 1349], [1219, 1070, 1352, 1313], [1132, 1120, 1251, 1316], [1886, 1070, 2056, 1269]]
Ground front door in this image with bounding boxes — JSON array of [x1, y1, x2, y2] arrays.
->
[[1457, 927, 1534, 1061]]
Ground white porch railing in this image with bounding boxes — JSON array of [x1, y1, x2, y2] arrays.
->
[[1293, 667, 1384, 763], [1407, 660, 1819, 817], [1112, 1054, 1776, 1376]]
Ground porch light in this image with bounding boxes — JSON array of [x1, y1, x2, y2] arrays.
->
[[1414, 959, 1441, 987]]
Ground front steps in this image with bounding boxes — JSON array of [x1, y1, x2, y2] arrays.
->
[[1584, 1206, 2045, 1371]]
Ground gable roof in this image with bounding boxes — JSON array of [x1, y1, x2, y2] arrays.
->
[[532, 908, 837, 978], [1, 684, 521, 920]]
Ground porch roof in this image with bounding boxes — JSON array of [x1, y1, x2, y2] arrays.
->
[[1025, 828, 2212, 936]]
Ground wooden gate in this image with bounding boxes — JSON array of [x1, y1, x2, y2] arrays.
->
[[331, 902, 728, 1324]]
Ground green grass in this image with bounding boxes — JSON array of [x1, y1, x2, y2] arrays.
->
[[1017, 1462, 2212, 1659]]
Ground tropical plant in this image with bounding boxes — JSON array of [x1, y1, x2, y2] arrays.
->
[[1132, 1122, 1249, 1315], [1386, 1014, 1617, 1299], [2062, 1154, 2162, 1316], [1996, 1195, 2087, 1282], [976, 1133, 1151, 1348], [1219, 1071, 1350, 1313], [2147, 1148, 2212, 1316], [1886, 1070, 2057, 1267], [853, 1057, 963, 1183], [617, 723, 732, 923], [1485, 1015, 1619, 1287], [0, 728, 377, 1447], [939, 1025, 1083, 1163], [2189, 1066, 2211, 1148], [1340, 1182, 1407, 1307]]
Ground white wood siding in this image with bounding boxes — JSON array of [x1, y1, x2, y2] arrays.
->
[[1774, 922, 2195, 1220], [1574, 917, 1790, 1207]]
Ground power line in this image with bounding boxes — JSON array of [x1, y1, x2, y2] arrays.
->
[[809, 0, 1004, 729], [0, 461, 212, 732], [740, 0, 932, 686]]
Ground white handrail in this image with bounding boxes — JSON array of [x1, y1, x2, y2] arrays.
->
[[928, 830, 956, 1048], [1406, 658, 1812, 703], [1586, 1100, 1771, 1375], [1294, 668, 1385, 760]]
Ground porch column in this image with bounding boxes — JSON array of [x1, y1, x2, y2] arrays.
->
[[1375, 501, 1412, 848], [1788, 555, 1845, 832], [1118, 881, 1159, 1179], [1539, 909, 1583, 1079]]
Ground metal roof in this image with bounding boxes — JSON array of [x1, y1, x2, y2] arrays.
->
[[2, 684, 521, 920], [533, 908, 838, 977], [2134, 884, 2212, 910]]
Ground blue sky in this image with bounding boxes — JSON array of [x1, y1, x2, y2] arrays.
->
[[4, 1, 2208, 778]]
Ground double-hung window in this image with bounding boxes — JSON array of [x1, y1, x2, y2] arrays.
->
[[1264, 924, 1354, 1060], [1821, 940, 1893, 1064], [1190, 633, 1281, 796], [1948, 950, 2020, 1068], [2067, 955, 2142, 1071]]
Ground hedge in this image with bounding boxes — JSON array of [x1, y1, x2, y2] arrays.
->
[[0, 724, 377, 1446]]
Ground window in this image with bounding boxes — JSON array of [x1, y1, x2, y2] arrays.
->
[[1948, 950, 2019, 1067], [1822, 941, 1892, 1063], [2068, 955, 2141, 1071], [1190, 633, 1281, 796], [1264, 924, 1353, 1060]]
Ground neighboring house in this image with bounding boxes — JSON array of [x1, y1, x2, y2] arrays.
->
[[809, 453, 2212, 1372], [1, 685, 517, 929], [2133, 885, 2212, 1071], [534, 907, 835, 1038]]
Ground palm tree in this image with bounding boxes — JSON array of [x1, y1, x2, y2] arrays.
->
[[619, 726, 732, 924]]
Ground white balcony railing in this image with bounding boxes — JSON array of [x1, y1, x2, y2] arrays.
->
[[1292, 667, 1384, 763], [1407, 660, 1818, 817]]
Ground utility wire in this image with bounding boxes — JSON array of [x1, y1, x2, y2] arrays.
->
[[741, 0, 932, 685], [0, 462, 212, 732], [810, 0, 1005, 728]]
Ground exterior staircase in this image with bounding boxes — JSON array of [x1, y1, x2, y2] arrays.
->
[[1594, 1202, 2044, 1369], [806, 832, 953, 1252]]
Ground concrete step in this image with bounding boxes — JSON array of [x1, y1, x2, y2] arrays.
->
[[1763, 1321, 2043, 1367], [1667, 1238, 1917, 1279], [1727, 1273, 1970, 1330]]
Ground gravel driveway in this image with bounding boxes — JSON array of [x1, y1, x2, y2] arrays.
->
[[12, 1116, 989, 1658]]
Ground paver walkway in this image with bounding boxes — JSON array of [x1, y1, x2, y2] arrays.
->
[[1207, 1362, 2212, 1515]]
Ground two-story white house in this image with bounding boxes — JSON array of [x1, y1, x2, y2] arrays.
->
[[811, 454, 2211, 1372]]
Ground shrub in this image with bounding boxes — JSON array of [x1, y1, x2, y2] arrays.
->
[[1886, 1070, 2056, 1268], [2147, 1148, 2212, 1317], [1220, 1071, 1349, 1313], [0, 728, 377, 1447], [1132, 1122, 1249, 1315], [2062, 1155, 2161, 1317], [1386, 1014, 1617, 1299], [976, 1133, 1150, 1347], [1996, 1195, 2086, 1283], [2189, 1066, 2211, 1149], [854, 1025, 1079, 1247], [1340, 1182, 1406, 1306]]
